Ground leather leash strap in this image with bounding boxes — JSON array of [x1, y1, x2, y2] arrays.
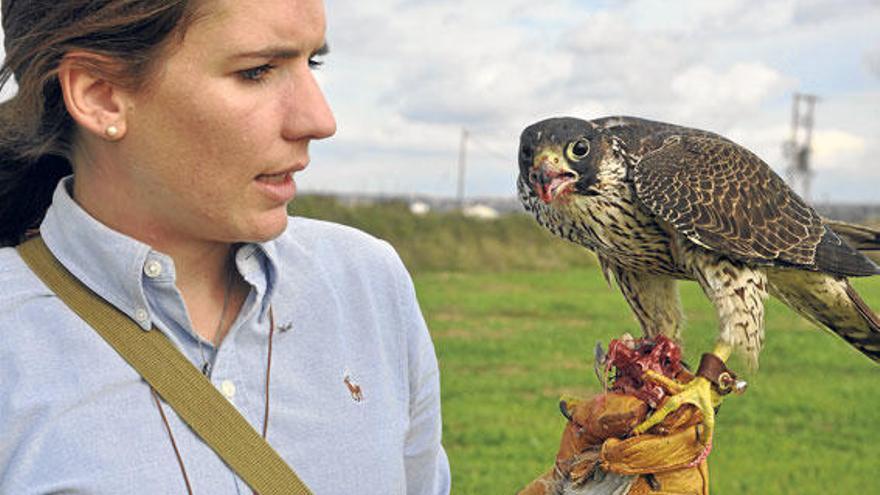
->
[[17, 236, 312, 495], [696, 352, 738, 395]]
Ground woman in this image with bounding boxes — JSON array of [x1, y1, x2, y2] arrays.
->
[[0, 1, 450, 493]]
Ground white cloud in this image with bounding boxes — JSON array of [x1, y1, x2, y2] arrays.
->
[[2, 1, 879, 201], [670, 63, 795, 122], [313, 0, 880, 200], [811, 130, 867, 165], [791, 0, 880, 25], [620, 0, 797, 36]]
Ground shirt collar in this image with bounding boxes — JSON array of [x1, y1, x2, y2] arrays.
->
[[40, 176, 280, 329], [234, 241, 280, 324]]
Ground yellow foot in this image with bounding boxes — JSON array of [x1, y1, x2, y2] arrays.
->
[[631, 372, 722, 444]]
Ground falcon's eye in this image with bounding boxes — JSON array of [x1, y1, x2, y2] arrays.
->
[[566, 138, 590, 161]]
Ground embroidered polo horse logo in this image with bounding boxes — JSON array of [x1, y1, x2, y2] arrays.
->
[[343, 371, 364, 402]]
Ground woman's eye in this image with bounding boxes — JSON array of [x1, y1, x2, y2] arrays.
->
[[308, 57, 325, 70], [239, 64, 275, 82]]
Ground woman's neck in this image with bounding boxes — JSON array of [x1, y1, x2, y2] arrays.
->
[[172, 243, 248, 345], [72, 172, 248, 344]]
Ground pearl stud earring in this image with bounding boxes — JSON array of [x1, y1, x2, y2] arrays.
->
[[105, 125, 120, 139]]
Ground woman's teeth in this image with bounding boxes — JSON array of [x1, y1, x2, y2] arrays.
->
[[258, 172, 290, 184]]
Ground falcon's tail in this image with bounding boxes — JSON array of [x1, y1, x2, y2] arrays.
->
[[823, 218, 880, 252], [768, 269, 880, 363]]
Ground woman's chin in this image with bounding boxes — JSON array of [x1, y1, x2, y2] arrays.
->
[[239, 211, 290, 243]]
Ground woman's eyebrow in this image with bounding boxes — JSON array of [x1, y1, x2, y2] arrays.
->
[[232, 42, 329, 60]]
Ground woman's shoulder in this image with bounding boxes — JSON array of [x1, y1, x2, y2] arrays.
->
[[0, 243, 55, 275], [278, 216, 400, 266], [284, 216, 383, 243], [269, 216, 410, 287], [0, 246, 48, 309]]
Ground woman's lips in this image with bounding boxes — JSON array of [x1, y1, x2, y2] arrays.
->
[[255, 171, 296, 202]]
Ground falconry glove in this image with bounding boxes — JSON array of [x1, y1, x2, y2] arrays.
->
[[519, 335, 718, 495], [518, 390, 709, 495]]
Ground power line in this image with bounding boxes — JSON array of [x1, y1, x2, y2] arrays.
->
[[455, 128, 515, 207], [469, 134, 512, 163]]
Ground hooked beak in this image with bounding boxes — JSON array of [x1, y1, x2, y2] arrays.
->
[[528, 150, 578, 204]]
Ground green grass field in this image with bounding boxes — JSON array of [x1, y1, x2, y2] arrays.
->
[[416, 269, 880, 494]]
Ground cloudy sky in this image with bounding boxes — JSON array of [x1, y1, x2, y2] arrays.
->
[[312, 0, 880, 202], [2, 0, 878, 202]]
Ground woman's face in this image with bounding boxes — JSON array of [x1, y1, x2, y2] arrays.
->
[[111, 0, 335, 245]]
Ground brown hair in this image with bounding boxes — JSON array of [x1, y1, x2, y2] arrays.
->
[[0, 0, 203, 246]]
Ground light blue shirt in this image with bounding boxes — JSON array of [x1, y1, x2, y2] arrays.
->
[[0, 178, 450, 494]]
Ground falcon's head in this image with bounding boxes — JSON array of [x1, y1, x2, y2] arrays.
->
[[519, 117, 624, 204]]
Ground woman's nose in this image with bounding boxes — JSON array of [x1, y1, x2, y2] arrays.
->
[[282, 67, 336, 141]]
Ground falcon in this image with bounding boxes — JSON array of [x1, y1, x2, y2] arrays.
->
[[517, 116, 880, 440]]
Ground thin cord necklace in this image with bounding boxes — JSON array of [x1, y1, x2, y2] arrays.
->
[[197, 256, 235, 376], [151, 306, 277, 495]]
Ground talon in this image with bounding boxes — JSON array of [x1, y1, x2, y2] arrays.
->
[[559, 400, 573, 421], [631, 376, 719, 445], [641, 369, 685, 395], [558, 395, 582, 421]]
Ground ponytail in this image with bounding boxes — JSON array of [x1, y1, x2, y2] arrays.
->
[[0, 97, 73, 247], [0, 152, 71, 247]]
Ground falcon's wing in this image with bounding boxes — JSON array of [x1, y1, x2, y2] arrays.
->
[[632, 135, 880, 277], [592, 115, 729, 156]]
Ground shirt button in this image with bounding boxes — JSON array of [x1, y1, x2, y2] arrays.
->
[[144, 260, 163, 278], [134, 308, 149, 324], [221, 380, 236, 399]]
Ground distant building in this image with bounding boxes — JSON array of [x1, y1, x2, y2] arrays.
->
[[409, 201, 430, 216], [462, 204, 500, 220]]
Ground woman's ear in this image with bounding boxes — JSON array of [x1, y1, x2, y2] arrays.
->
[[57, 52, 131, 141]]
